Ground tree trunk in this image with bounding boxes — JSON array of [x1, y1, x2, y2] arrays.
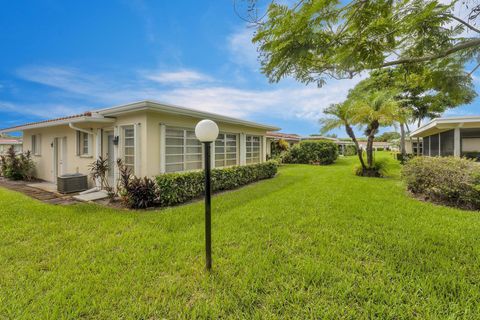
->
[[366, 121, 379, 168], [345, 123, 366, 170], [366, 134, 374, 167], [400, 123, 406, 157]]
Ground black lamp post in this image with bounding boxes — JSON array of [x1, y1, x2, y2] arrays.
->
[[195, 119, 219, 271]]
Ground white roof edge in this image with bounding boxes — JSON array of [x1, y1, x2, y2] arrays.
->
[[0, 116, 115, 133], [1, 100, 281, 133], [410, 116, 480, 137], [97, 100, 280, 131]]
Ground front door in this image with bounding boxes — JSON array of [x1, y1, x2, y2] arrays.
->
[[53, 137, 67, 182]]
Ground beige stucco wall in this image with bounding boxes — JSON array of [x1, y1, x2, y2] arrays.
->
[[22, 110, 270, 183], [24, 125, 98, 184]]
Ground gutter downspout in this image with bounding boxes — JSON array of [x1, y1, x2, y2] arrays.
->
[[69, 122, 92, 134]]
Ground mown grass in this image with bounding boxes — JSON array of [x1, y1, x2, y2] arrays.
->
[[1, 153, 480, 319]]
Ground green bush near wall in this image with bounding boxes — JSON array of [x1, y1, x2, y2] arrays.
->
[[155, 161, 278, 206], [283, 140, 338, 165], [402, 156, 480, 210]]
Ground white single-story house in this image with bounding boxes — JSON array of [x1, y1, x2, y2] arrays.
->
[[0, 100, 279, 187], [0, 137, 23, 154], [410, 116, 480, 158], [356, 141, 393, 151], [403, 137, 423, 155]]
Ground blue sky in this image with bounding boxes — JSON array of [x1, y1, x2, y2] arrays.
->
[[1, 0, 479, 137]]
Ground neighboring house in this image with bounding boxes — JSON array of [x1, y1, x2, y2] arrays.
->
[[266, 132, 301, 156], [300, 134, 338, 142], [0, 137, 23, 154], [0, 100, 279, 186], [404, 137, 423, 155], [356, 141, 393, 151], [410, 116, 480, 158]]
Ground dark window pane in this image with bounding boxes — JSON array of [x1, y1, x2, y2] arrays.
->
[[430, 134, 439, 156], [440, 130, 454, 156]]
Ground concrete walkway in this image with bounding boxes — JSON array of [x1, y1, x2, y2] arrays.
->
[[0, 178, 79, 205]]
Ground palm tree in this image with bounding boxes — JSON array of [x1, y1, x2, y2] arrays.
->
[[351, 91, 403, 169], [320, 102, 367, 171]]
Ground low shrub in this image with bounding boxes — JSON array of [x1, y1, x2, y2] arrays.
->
[[355, 158, 390, 178], [396, 153, 415, 163], [402, 156, 480, 210], [156, 161, 278, 206], [124, 177, 158, 209], [116, 159, 158, 209], [0, 146, 35, 180], [283, 141, 338, 165]]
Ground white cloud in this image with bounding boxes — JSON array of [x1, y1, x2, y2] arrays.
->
[[16, 66, 108, 97], [13, 64, 362, 123], [227, 27, 259, 69], [144, 70, 213, 85], [0, 100, 87, 119]]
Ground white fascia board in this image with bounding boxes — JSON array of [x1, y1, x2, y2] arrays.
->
[[410, 116, 480, 137], [0, 116, 115, 133], [410, 116, 480, 138]]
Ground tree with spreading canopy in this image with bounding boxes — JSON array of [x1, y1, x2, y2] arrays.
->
[[250, 0, 480, 85]]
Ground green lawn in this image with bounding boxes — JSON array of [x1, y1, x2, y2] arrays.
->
[[1, 154, 480, 319]]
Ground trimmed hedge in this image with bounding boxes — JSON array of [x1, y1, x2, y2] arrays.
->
[[156, 161, 278, 206], [283, 140, 338, 165], [402, 156, 480, 210]]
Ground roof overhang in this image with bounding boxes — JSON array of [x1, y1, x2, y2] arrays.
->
[[0, 116, 115, 133], [97, 100, 281, 131], [410, 116, 480, 138], [1, 100, 281, 133], [0, 140, 22, 145]]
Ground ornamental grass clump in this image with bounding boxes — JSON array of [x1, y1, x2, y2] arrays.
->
[[402, 156, 480, 210]]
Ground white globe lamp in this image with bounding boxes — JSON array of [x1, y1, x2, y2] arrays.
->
[[195, 119, 219, 142]]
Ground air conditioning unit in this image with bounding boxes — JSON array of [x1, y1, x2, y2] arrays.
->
[[57, 173, 88, 194]]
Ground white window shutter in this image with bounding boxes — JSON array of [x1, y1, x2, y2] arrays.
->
[[134, 123, 141, 176], [87, 132, 93, 156], [75, 131, 80, 156], [37, 134, 42, 155]]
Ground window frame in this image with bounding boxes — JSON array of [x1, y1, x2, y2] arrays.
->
[[165, 126, 203, 173], [215, 132, 239, 168], [122, 125, 136, 174], [246, 135, 262, 164]]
